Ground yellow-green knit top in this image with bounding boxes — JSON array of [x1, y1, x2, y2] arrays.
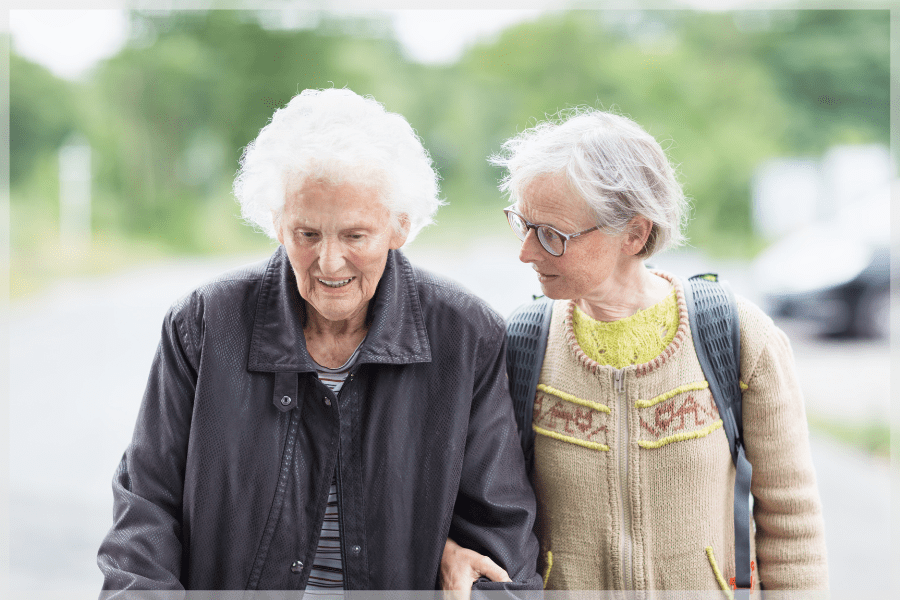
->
[[572, 287, 678, 369]]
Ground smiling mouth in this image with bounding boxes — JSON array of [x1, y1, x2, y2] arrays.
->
[[318, 277, 354, 288]]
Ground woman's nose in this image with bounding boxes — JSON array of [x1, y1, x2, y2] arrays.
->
[[317, 238, 346, 273], [518, 228, 544, 264]]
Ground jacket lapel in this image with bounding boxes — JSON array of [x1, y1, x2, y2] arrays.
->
[[247, 245, 317, 373], [358, 249, 432, 365]]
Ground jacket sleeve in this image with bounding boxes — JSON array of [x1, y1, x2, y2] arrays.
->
[[97, 300, 199, 592], [741, 308, 829, 590], [449, 320, 543, 594]]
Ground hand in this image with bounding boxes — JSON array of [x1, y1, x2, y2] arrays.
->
[[440, 537, 511, 600]]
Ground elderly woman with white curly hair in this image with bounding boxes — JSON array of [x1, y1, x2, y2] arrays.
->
[[97, 88, 541, 594], [441, 109, 828, 594]]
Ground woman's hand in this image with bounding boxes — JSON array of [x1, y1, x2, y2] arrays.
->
[[439, 537, 511, 600]]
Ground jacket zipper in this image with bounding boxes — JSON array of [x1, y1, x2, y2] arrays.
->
[[335, 445, 347, 586], [615, 368, 633, 590], [334, 370, 353, 588]]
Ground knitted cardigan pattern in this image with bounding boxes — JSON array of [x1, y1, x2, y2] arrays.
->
[[531, 272, 828, 594]]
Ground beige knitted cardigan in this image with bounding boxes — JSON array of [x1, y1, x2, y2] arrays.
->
[[531, 272, 828, 594]]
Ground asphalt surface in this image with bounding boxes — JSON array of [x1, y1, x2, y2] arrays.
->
[[7, 244, 892, 596]]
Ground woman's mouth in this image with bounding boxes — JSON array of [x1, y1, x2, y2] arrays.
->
[[318, 277, 354, 288]]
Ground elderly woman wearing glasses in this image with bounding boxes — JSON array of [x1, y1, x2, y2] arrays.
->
[[441, 109, 828, 594]]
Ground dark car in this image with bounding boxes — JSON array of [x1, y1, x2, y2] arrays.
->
[[753, 181, 893, 338]]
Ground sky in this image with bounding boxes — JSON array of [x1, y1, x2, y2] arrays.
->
[[8, 9, 550, 80], [9, 10, 131, 80]]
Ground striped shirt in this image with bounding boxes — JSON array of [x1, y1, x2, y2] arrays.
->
[[304, 345, 361, 597]]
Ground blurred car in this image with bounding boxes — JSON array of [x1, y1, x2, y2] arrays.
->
[[752, 180, 894, 338]]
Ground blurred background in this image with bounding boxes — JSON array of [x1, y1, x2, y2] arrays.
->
[[6, 4, 894, 597]]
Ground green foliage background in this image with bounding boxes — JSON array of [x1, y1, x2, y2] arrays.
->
[[9, 9, 890, 295]]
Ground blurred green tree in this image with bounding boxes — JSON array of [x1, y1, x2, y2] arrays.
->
[[9, 8, 889, 267], [9, 52, 78, 188]]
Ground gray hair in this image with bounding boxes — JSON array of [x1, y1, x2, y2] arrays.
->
[[233, 88, 443, 244], [490, 107, 688, 257]]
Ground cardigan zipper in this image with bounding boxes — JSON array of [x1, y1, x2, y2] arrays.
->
[[615, 368, 634, 590]]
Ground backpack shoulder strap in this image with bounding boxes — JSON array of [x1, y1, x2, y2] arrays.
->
[[682, 273, 754, 591], [506, 296, 554, 474], [682, 274, 743, 455]]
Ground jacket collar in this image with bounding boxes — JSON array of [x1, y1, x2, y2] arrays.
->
[[248, 246, 432, 373]]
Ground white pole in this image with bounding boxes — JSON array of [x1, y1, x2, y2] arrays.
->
[[58, 137, 92, 253]]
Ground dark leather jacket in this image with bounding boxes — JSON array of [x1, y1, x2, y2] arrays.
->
[[97, 247, 541, 592]]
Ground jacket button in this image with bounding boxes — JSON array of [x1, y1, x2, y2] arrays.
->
[[324, 397, 331, 406], [291, 560, 303, 574], [350, 544, 361, 555], [280, 396, 292, 406]]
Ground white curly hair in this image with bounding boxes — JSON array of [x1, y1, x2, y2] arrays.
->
[[233, 88, 442, 244], [490, 107, 689, 258]]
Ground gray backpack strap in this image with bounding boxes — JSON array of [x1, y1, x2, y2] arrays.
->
[[506, 297, 554, 474], [683, 274, 754, 593]]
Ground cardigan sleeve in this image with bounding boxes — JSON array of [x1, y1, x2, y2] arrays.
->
[[739, 301, 829, 590]]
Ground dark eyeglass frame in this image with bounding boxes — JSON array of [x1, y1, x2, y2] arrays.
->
[[503, 205, 600, 257]]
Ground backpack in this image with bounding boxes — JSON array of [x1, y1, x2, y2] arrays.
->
[[505, 274, 754, 590]]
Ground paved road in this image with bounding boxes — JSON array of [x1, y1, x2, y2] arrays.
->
[[7, 245, 892, 595]]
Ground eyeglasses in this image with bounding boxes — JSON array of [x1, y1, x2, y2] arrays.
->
[[503, 205, 600, 257]]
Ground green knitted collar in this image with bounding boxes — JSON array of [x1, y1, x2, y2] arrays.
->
[[572, 287, 678, 369]]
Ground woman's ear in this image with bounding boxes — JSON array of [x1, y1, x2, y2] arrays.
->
[[622, 215, 653, 256], [273, 209, 285, 245], [390, 214, 410, 249]]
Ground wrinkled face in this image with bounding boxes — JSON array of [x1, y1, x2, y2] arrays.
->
[[276, 178, 407, 325], [516, 172, 629, 302]]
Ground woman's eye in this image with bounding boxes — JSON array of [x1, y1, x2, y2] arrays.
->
[[297, 231, 319, 240], [346, 234, 365, 241]]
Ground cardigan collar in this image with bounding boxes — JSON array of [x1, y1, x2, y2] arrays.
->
[[247, 246, 432, 373], [563, 270, 690, 377]]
